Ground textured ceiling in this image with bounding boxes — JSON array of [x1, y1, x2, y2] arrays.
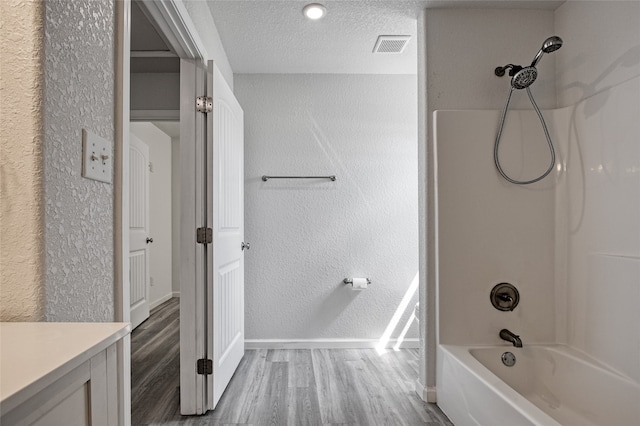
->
[[206, 0, 563, 75]]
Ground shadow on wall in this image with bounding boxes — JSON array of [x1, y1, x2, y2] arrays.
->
[[298, 272, 419, 353], [560, 45, 640, 235], [300, 281, 363, 336], [559, 46, 640, 118]]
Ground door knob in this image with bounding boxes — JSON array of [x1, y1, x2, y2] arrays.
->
[[241, 242, 250, 251], [146, 237, 154, 244]]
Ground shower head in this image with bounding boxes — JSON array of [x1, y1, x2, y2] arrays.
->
[[495, 35, 563, 89], [531, 36, 563, 67], [511, 66, 538, 89]]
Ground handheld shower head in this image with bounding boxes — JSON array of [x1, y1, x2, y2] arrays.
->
[[531, 36, 563, 67], [495, 35, 563, 90], [511, 66, 538, 89]]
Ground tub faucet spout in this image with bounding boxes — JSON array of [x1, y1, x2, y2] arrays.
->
[[499, 329, 523, 347]]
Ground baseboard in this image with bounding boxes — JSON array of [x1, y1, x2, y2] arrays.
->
[[149, 293, 174, 310], [171, 291, 180, 298], [245, 338, 420, 350], [414, 378, 437, 403], [426, 386, 437, 403]]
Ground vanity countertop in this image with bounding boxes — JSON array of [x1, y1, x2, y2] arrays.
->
[[0, 322, 130, 412]]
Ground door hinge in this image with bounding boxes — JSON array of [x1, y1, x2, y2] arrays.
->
[[197, 358, 213, 375], [196, 227, 212, 244], [196, 96, 213, 113]]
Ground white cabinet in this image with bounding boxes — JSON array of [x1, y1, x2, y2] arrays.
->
[[0, 323, 130, 426]]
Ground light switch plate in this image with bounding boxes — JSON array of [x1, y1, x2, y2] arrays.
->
[[82, 129, 112, 183]]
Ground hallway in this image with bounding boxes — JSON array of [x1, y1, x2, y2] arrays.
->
[[131, 299, 452, 425]]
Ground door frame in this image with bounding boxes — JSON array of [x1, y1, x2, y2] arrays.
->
[[116, 0, 433, 418], [115, 0, 207, 422]]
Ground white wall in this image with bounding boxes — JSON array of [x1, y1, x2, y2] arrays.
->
[[554, 1, 640, 384], [171, 136, 181, 295], [435, 109, 558, 345], [425, 8, 556, 346], [130, 123, 173, 307], [182, 0, 233, 89], [426, 9, 556, 111], [236, 74, 419, 343]]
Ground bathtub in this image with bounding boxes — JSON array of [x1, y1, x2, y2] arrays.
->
[[437, 344, 640, 426]]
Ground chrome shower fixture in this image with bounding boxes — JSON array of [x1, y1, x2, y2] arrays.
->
[[495, 36, 563, 90], [531, 35, 563, 67], [493, 36, 563, 185]]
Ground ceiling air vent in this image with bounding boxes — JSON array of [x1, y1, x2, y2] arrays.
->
[[373, 35, 411, 54]]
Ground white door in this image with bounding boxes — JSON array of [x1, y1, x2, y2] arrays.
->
[[179, 60, 245, 414], [129, 133, 151, 330], [206, 61, 245, 409]]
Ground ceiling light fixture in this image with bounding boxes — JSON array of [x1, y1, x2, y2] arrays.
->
[[303, 3, 326, 20]]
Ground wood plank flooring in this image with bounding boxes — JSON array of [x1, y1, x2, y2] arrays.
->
[[131, 298, 453, 426]]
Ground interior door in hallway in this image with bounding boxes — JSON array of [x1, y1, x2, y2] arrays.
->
[[206, 60, 245, 410], [129, 133, 151, 329]]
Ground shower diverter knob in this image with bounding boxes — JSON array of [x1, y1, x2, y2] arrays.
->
[[490, 283, 520, 311]]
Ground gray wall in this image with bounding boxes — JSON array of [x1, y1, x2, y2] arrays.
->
[[130, 73, 179, 111], [236, 74, 419, 341], [44, 0, 115, 321]]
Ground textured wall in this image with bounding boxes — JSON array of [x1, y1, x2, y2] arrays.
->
[[0, 0, 45, 321], [554, 1, 640, 383], [44, 0, 115, 321], [236, 74, 419, 341]]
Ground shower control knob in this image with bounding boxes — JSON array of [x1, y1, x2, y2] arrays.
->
[[490, 283, 519, 311], [241, 242, 251, 251]]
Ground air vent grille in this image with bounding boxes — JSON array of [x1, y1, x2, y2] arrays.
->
[[373, 35, 411, 54]]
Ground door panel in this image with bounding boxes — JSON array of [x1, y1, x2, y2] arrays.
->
[[179, 59, 245, 414], [207, 60, 245, 410], [129, 133, 150, 330]]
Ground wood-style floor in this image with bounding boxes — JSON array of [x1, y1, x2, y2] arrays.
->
[[131, 298, 453, 426]]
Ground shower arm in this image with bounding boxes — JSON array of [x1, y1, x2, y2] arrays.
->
[[495, 64, 523, 77]]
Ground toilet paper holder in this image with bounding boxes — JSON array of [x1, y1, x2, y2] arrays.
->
[[343, 278, 372, 285]]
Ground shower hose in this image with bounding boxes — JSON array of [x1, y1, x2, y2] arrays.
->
[[494, 86, 556, 185]]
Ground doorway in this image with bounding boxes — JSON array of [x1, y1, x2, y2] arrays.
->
[[128, 0, 184, 419], [116, 0, 430, 420], [120, 0, 247, 418], [128, 120, 180, 329]]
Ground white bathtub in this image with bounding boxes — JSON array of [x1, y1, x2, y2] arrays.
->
[[437, 344, 640, 426]]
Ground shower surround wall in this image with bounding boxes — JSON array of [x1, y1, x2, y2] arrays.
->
[[554, 0, 640, 385], [430, 1, 640, 395], [236, 74, 418, 344], [425, 8, 557, 347]]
